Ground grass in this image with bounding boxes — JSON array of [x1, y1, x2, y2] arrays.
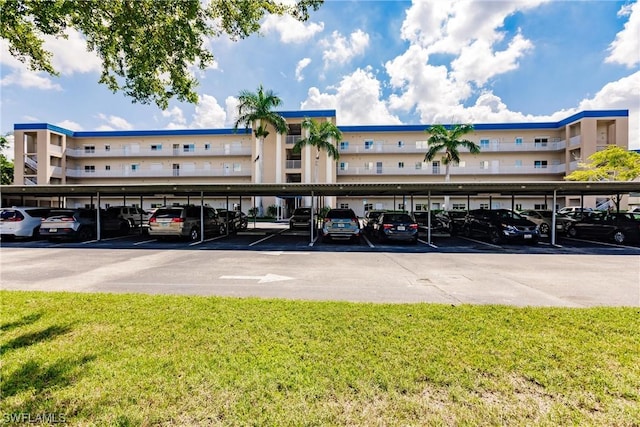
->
[[1, 291, 638, 426]]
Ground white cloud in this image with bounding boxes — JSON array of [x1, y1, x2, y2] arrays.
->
[[191, 94, 227, 128], [301, 67, 401, 125], [295, 58, 312, 82], [56, 120, 83, 131], [45, 29, 102, 75], [262, 14, 324, 43], [162, 107, 187, 129], [0, 69, 62, 91], [320, 29, 370, 69], [224, 96, 240, 128], [96, 114, 133, 131], [605, 2, 640, 68]]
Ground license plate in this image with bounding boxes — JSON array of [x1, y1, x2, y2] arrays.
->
[[524, 234, 532, 239], [337, 223, 345, 228], [48, 228, 57, 233], [162, 223, 170, 227], [397, 225, 405, 231]]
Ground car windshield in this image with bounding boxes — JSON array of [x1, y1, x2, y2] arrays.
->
[[382, 214, 413, 223], [326, 209, 355, 219], [294, 208, 311, 216], [153, 208, 182, 219]]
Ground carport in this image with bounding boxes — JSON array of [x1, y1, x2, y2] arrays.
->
[[2, 181, 638, 245]]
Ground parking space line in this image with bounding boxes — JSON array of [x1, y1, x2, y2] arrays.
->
[[362, 234, 375, 248], [308, 233, 320, 247], [418, 239, 438, 248], [564, 237, 640, 250], [134, 239, 157, 245], [458, 236, 503, 249], [249, 229, 286, 246]]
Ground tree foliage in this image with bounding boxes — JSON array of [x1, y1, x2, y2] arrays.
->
[[565, 146, 640, 181], [293, 117, 341, 161], [234, 84, 288, 135], [424, 124, 479, 181], [0, 0, 323, 109], [0, 135, 14, 185]]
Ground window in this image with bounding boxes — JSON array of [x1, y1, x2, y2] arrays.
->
[[233, 163, 241, 172], [340, 141, 349, 150], [415, 204, 422, 211], [480, 161, 490, 169], [131, 164, 140, 171], [364, 203, 373, 212], [151, 144, 162, 151], [364, 162, 373, 171], [455, 161, 466, 168], [415, 162, 424, 170], [534, 160, 548, 169], [480, 139, 489, 148], [515, 204, 523, 211], [84, 145, 95, 154], [340, 203, 350, 209], [398, 204, 405, 210], [105, 145, 111, 151], [452, 203, 466, 210], [84, 165, 95, 173], [432, 161, 440, 174], [397, 140, 404, 148], [534, 137, 548, 147], [183, 144, 195, 152], [515, 160, 523, 168], [416, 140, 429, 149], [364, 140, 373, 150], [105, 165, 111, 171], [515, 137, 523, 145], [204, 143, 211, 150], [534, 204, 547, 210], [398, 161, 404, 168], [480, 203, 489, 209], [339, 162, 348, 171]]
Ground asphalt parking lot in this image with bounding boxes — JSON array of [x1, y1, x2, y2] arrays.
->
[[2, 222, 639, 307]]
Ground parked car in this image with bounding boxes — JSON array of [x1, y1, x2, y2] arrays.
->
[[289, 207, 313, 230], [40, 208, 130, 241], [557, 206, 593, 215], [441, 210, 467, 236], [375, 212, 419, 244], [412, 211, 449, 234], [519, 209, 574, 235], [462, 209, 540, 244], [148, 205, 225, 241], [105, 206, 150, 228], [628, 207, 640, 213], [565, 211, 640, 244], [217, 209, 242, 233], [0, 207, 51, 239], [362, 209, 388, 234], [321, 208, 361, 243]]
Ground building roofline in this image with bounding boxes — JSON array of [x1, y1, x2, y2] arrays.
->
[[13, 109, 628, 138]]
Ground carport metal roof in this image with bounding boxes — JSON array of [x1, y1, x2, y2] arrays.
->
[[2, 181, 639, 198]]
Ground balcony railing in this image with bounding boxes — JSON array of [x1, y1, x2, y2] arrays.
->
[[285, 160, 301, 169], [65, 167, 251, 178], [286, 135, 302, 144], [339, 139, 566, 154], [66, 146, 251, 158], [338, 163, 566, 176]]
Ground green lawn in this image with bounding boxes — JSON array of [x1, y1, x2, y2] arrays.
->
[[1, 291, 638, 426]]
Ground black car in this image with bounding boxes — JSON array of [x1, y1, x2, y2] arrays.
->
[[566, 211, 640, 244], [412, 211, 450, 234], [442, 210, 467, 236], [289, 207, 313, 230], [375, 212, 419, 244], [362, 210, 388, 234], [462, 209, 540, 245]]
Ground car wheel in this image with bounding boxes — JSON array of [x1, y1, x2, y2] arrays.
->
[[31, 226, 40, 239], [219, 223, 227, 235], [190, 227, 200, 241], [567, 226, 578, 238], [462, 225, 471, 237], [612, 230, 626, 244], [539, 223, 550, 235], [120, 221, 130, 235], [489, 229, 502, 245]]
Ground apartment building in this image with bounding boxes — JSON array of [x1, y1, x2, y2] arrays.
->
[[10, 109, 630, 216]]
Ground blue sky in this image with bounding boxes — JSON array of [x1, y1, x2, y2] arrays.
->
[[1, 0, 639, 158]]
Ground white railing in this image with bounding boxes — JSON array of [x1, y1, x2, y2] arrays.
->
[[51, 166, 63, 178], [339, 139, 566, 154], [338, 164, 567, 176], [24, 177, 37, 185], [49, 144, 63, 155], [65, 146, 251, 158], [24, 155, 38, 171], [65, 168, 251, 178], [569, 135, 581, 146], [286, 135, 302, 144], [285, 160, 301, 169]]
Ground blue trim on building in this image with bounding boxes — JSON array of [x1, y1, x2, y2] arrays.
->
[[14, 110, 628, 138]]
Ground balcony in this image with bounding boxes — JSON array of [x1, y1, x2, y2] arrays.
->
[[338, 139, 566, 154], [286, 135, 302, 145], [65, 145, 251, 158], [65, 167, 251, 178], [285, 160, 301, 169], [338, 163, 567, 176]]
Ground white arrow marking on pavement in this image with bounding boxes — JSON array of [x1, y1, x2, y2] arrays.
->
[[219, 273, 294, 283]]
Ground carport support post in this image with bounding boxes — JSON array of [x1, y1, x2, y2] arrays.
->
[[200, 192, 204, 243], [310, 191, 315, 244], [511, 195, 515, 212], [96, 192, 101, 241], [139, 195, 144, 234], [427, 191, 432, 244], [225, 196, 229, 235], [551, 190, 557, 246]]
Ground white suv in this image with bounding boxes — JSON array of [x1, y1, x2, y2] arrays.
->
[[105, 206, 150, 228]]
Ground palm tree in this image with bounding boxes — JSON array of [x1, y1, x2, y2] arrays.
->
[[424, 124, 480, 209], [293, 117, 342, 184], [234, 85, 288, 215]]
